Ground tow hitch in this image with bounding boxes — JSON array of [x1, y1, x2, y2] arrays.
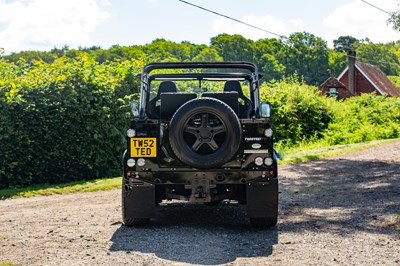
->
[[186, 177, 215, 203]]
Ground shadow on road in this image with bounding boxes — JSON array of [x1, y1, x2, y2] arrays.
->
[[279, 158, 400, 235], [110, 203, 278, 265], [110, 155, 400, 264]]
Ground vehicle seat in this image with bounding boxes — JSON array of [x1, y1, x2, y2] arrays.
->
[[147, 81, 177, 119], [202, 92, 239, 116], [223, 80, 252, 118]]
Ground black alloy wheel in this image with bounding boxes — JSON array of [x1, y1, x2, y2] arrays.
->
[[169, 98, 241, 169]]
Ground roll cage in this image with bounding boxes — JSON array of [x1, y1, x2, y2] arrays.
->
[[138, 62, 263, 119]]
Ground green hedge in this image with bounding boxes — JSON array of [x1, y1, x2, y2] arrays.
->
[[1, 56, 399, 189], [0, 56, 142, 188]]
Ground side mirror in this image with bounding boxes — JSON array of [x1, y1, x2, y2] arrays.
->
[[130, 102, 140, 118], [260, 102, 271, 118]]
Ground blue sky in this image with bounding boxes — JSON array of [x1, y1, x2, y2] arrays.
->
[[0, 0, 399, 54]]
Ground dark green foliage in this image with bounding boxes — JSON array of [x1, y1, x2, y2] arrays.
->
[[254, 38, 284, 80], [211, 34, 255, 62], [388, 2, 400, 31], [0, 57, 142, 189], [278, 32, 330, 85], [357, 43, 400, 76], [93, 44, 146, 64], [333, 35, 359, 52], [1, 33, 400, 188], [143, 39, 206, 62], [259, 54, 286, 81], [328, 49, 347, 77], [192, 47, 223, 62]]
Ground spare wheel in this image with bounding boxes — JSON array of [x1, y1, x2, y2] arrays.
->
[[169, 97, 241, 169]]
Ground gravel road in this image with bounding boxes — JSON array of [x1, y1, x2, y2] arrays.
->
[[1, 141, 399, 265]]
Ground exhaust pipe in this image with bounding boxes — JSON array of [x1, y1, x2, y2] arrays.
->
[[124, 184, 132, 191]]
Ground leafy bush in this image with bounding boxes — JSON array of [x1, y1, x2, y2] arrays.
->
[[323, 94, 400, 145], [260, 76, 334, 145], [1, 53, 399, 189], [0, 55, 142, 189], [388, 76, 400, 90], [260, 78, 400, 151]]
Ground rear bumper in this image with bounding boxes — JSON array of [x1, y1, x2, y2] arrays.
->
[[126, 169, 276, 185]]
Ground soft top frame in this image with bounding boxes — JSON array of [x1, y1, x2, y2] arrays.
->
[[137, 62, 262, 119]]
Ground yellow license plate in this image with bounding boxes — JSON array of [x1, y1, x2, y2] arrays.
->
[[130, 138, 157, 157]]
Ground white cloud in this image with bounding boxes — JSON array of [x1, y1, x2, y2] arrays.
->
[[323, 0, 400, 44], [212, 14, 304, 40], [0, 0, 109, 53]]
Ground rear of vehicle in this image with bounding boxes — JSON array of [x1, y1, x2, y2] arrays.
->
[[122, 62, 278, 227]]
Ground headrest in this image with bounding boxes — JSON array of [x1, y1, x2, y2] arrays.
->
[[158, 81, 177, 94], [223, 80, 244, 96]]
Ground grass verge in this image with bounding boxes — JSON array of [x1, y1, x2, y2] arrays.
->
[[277, 138, 399, 164], [0, 262, 14, 266], [0, 138, 398, 200], [0, 177, 121, 200]]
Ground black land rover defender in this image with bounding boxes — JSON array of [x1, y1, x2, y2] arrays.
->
[[122, 62, 278, 227]]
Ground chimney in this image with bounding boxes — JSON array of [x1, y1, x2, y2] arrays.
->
[[348, 50, 356, 95]]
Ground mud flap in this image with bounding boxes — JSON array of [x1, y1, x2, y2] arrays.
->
[[246, 178, 278, 218], [122, 181, 155, 219]]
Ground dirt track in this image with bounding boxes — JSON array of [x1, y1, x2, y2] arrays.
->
[[1, 141, 399, 265]]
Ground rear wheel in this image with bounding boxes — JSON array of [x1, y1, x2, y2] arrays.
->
[[123, 216, 150, 227]]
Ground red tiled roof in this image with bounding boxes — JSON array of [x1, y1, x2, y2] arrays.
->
[[355, 62, 400, 97], [319, 76, 347, 89]]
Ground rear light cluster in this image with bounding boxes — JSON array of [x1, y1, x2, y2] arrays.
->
[[264, 128, 273, 138], [127, 158, 136, 167], [126, 158, 146, 167], [254, 156, 274, 166], [127, 129, 136, 138]]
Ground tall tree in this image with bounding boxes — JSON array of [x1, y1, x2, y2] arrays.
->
[[192, 47, 223, 62], [278, 32, 329, 85], [388, 0, 400, 31], [253, 38, 284, 80], [328, 49, 347, 77], [210, 34, 255, 62], [333, 36, 359, 52], [357, 43, 400, 75], [259, 54, 286, 81]]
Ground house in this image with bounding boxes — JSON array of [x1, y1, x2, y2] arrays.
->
[[319, 51, 400, 99], [319, 76, 348, 99]]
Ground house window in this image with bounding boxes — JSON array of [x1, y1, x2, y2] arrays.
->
[[327, 87, 338, 97]]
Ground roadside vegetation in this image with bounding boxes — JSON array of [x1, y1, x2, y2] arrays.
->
[[0, 262, 14, 266], [1, 138, 398, 200], [1, 33, 400, 190], [0, 177, 121, 199]]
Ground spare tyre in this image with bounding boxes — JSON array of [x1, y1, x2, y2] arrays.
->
[[169, 97, 241, 169]]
